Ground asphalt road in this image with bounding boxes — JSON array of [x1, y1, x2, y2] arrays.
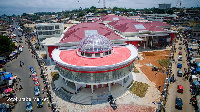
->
[[165, 37, 194, 112], [5, 21, 51, 112]]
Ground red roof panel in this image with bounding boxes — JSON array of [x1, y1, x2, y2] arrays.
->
[[59, 47, 131, 67], [60, 22, 123, 43]]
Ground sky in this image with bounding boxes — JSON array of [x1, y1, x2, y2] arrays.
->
[[0, 0, 199, 16]]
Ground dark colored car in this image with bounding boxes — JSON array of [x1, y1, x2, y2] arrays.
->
[[175, 98, 183, 109], [177, 70, 182, 77], [37, 97, 43, 108], [177, 63, 182, 69], [178, 46, 182, 50], [19, 40, 23, 43]]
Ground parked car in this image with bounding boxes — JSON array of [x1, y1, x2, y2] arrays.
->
[[178, 46, 182, 50], [177, 63, 182, 69], [178, 56, 182, 61], [178, 51, 182, 55], [34, 86, 40, 96], [37, 97, 43, 108], [26, 101, 33, 112], [177, 70, 183, 77], [175, 98, 183, 109]]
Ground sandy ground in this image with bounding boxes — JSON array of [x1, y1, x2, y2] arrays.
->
[[137, 50, 171, 92]]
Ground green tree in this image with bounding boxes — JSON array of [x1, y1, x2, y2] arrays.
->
[[90, 6, 97, 13], [77, 11, 85, 17], [0, 35, 15, 53]]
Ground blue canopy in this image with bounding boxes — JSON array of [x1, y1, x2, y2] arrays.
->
[[2, 72, 13, 80], [196, 68, 200, 72], [194, 80, 200, 86]]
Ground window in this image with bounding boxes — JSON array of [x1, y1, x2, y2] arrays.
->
[[55, 30, 60, 34], [37, 26, 41, 30], [37, 31, 42, 35], [55, 25, 59, 29]]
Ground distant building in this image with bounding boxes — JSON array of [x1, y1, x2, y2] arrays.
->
[[158, 4, 171, 9], [143, 14, 176, 22], [36, 23, 64, 44]]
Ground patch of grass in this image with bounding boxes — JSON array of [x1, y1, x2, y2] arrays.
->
[[61, 87, 74, 94], [157, 59, 170, 69], [51, 72, 59, 81], [129, 81, 149, 97], [133, 67, 140, 73]]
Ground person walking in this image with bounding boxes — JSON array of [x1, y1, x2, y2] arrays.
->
[[42, 89, 44, 94], [155, 73, 157, 77]]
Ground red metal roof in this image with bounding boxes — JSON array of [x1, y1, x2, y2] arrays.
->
[[108, 19, 169, 33], [60, 22, 123, 43], [59, 47, 131, 67]]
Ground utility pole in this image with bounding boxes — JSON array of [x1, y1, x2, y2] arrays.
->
[[103, 0, 106, 9]]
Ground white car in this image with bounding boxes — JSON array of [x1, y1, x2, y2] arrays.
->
[[178, 56, 182, 61]]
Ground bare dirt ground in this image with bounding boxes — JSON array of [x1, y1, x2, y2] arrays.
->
[[137, 50, 171, 92]]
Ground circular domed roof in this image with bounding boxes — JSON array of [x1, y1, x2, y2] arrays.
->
[[77, 34, 113, 53]]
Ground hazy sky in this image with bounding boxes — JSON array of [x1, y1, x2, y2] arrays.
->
[[0, 0, 199, 15]]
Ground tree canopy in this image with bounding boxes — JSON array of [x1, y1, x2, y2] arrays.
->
[[0, 35, 15, 54]]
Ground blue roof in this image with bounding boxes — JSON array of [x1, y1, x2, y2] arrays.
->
[[196, 67, 200, 72], [194, 80, 200, 86], [196, 62, 200, 67], [2, 72, 13, 80]]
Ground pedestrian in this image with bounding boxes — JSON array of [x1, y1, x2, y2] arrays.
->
[[42, 89, 44, 94], [30, 73, 31, 78], [20, 85, 23, 89], [18, 78, 21, 82], [22, 61, 24, 65], [155, 73, 157, 77]]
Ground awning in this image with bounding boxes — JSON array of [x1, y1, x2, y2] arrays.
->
[[194, 80, 200, 86], [4, 88, 12, 93], [2, 72, 13, 80], [192, 75, 198, 79], [10, 76, 17, 80]]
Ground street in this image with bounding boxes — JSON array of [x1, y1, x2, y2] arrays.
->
[[4, 21, 51, 112], [165, 37, 194, 112]]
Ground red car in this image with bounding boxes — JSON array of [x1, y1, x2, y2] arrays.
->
[[177, 85, 183, 93]]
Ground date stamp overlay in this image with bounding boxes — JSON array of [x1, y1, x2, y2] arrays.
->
[[7, 97, 48, 102]]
